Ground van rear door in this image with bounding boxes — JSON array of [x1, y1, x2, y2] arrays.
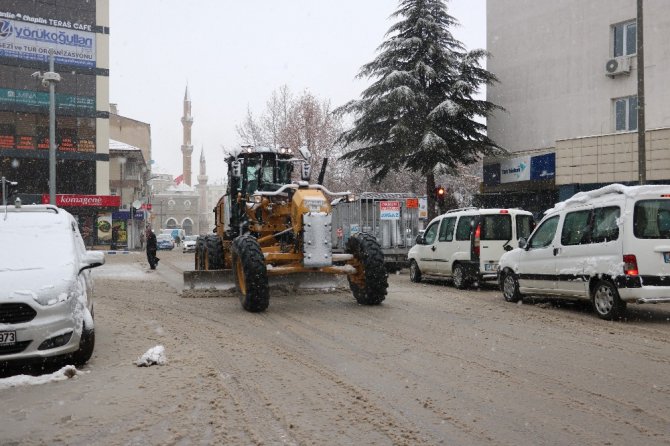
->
[[629, 198, 670, 278], [477, 211, 513, 274]]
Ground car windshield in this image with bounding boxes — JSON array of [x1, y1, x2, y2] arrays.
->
[[157, 235, 172, 241], [184, 235, 197, 241]]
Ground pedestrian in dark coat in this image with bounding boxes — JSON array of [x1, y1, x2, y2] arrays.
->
[[111, 225, 119, 250], [146, 230, 158, 269]]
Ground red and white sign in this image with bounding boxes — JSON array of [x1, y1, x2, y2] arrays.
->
[[141, 203, 152, 210], [380, 201, 401, 220], [42, 194, 121, 207], [380, 201, 400, 211]]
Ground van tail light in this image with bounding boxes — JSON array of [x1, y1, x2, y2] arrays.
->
[[473, 224, 481, 258], [623, 254, 639, 276]]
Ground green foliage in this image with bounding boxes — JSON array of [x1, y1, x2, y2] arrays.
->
[[337, 0, 504, 182]]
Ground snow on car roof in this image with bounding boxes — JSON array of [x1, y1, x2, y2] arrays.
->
[[545, 184, 670, 214]]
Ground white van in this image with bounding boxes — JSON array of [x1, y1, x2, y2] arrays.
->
[[408, 207, 534, 288], [499, 184, 670, 320]]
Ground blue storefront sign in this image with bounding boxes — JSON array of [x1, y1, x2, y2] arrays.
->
[[530, 153, 555, 180], [483, 163, 501, 186], [112, 209, 145, 221], [484, 153, 555, 185]]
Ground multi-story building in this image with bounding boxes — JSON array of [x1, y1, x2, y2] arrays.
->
[[109, 104, 151, 249], [0, 0, 113, 245], [481, 0, 670, 214]]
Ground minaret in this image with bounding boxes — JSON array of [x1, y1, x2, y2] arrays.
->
[[197, 146, 209, 234], [181, 85, 194, 186]]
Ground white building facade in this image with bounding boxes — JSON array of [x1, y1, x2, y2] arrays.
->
[[481, 0, 670, 213]]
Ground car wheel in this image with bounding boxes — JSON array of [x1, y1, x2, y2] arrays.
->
[[592, 280, 627, 320], [409, 260, 422, 283], [72, 323, 95, 366], [452, 264, 469, 290], [501, 270, 522, 303]]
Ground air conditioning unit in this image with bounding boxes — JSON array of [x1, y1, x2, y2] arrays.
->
[[605, 56, 631, 77]]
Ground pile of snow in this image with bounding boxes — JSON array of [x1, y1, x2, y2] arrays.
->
[[135, 345, 167, 367], [0, 365, 80, 390]]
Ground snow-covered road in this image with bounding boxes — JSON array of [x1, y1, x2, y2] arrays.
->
[[2, 250, 669, 445]]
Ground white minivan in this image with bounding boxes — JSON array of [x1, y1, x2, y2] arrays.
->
[[499, 184, 670, 320], [408, 207, 534, 288]]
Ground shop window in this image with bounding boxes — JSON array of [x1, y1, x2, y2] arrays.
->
[[0, 111, 16, 149], [15, 113, 36, 150]]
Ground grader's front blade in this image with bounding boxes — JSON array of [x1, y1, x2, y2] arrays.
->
[[182, 269, 348, 294], [183, 270, 237, 291]]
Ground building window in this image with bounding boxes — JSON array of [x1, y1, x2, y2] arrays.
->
[[613, 20, 636, 57], [167, 199, 176, 210], [614, 96, 638, 131]]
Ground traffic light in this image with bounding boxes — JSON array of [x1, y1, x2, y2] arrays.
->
[[435, 185, 446, 204]]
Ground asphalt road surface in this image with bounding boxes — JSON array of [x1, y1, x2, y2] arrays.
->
[[2, 250, 669, 445]]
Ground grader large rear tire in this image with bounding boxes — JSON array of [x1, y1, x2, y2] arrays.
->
[[346, 233, 388, 305], [232, 235, 269, 312]]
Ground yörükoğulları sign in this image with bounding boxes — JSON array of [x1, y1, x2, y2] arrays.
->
[[0, 18, 96, 67], [380, 201, 400, 220]]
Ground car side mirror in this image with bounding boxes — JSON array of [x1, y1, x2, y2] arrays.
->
[[415, 234, 424, 245], [79, 251, 105, 273], [518, 238, 527, 250], [504, 244, 513, 252]]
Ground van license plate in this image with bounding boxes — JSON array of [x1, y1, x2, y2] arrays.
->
[[0, 331, 16, 346], [485, 263, 499, 272], [664, 253, 670, 263]]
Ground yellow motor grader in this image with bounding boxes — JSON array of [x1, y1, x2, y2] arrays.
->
[[183, 145, 388, 312]]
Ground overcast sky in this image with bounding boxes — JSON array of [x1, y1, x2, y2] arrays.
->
[[109, 0, 486, 183]]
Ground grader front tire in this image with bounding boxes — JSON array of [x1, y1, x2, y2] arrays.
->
[[346, 233, 388, 305], [232, 235, 269, 313]]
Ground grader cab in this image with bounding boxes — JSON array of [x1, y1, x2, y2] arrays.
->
[[183, 145, 388, 312]]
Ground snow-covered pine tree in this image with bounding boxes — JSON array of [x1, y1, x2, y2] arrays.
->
[[337, 0, 504, 221]]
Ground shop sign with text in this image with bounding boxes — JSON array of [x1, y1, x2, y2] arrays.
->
[[500, 156, 531, 183], [42, 194, 121, 207], [380, 201, 400, 220], [0, 17, 96, 67]]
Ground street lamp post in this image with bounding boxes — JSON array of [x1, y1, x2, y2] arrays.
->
[[32, 50, 61, 204]]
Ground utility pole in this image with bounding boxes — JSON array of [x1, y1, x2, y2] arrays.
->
[[637, 0, 646, 184], [32, 50, 61, 204]]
